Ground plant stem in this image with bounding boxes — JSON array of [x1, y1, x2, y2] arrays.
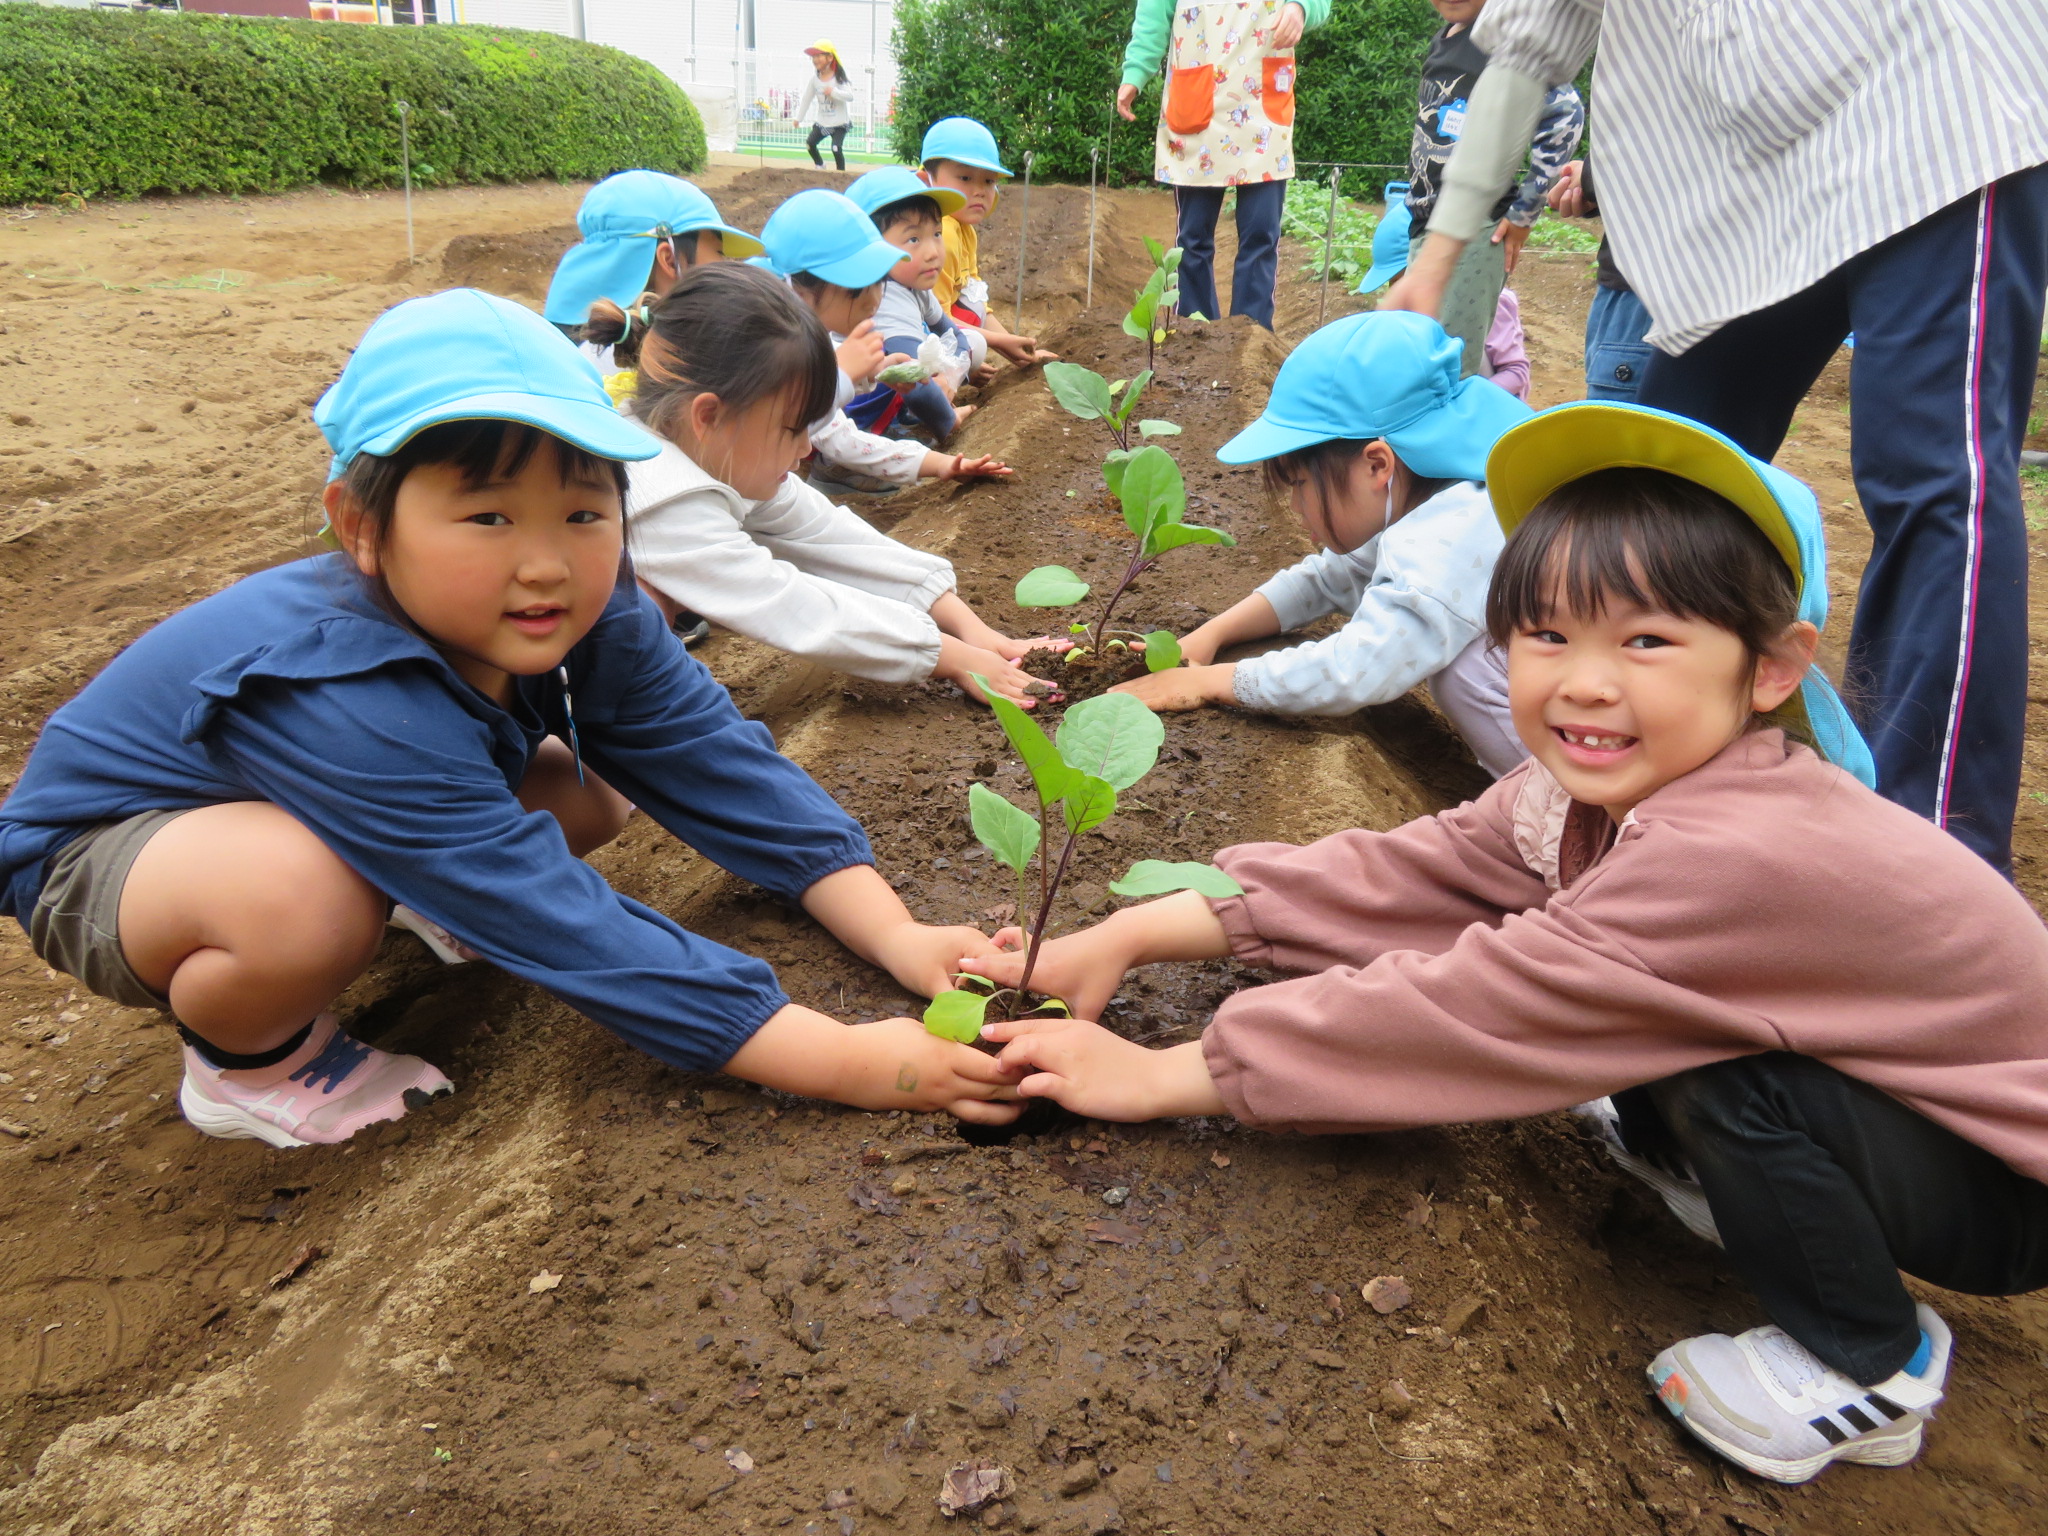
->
[[1090, 551, 1154, 655], [1016, 824, 1082, 1003]]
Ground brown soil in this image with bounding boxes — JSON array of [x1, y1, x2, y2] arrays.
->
[[4, 170, 2048, 1536]]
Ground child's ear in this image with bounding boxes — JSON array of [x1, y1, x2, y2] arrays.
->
[[686, 390, 725, 439], [917, 167, 934, 186], [324, 481, 378, 576], [1752, 620, 1820, 714]]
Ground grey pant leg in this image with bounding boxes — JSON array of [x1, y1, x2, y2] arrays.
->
[[1412, 231, 1508, 380], [1429, 636, 1526, 778]]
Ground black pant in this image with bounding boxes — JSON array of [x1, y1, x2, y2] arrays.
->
[[1172, 179, 1286, 330], [807, 123, 848, 171], [1639, 165, 2048, 872], [1618, 1053, 2048, 1384]]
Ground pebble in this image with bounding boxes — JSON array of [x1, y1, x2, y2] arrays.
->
[[891, 1172, 918, 1196], [1101, 1186, 1130, 1207], [1058, 1462, 1100, 1497]]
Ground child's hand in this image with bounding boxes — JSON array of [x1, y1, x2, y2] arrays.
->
[[980, 1021, 1224, 1122], [840, 1017, 1023, 1124], [1112, 663, 1237, 713], [988, 632, 1072, 662], [938, 638, 1044, 709], [962, 923, 1134, 1026], [837, 321, 886, 384], [991, 333, 1058, 368], [880, 352, 919, 393], [869, 920, 1008, 1000], [1491, 218, 1532, 276], [945, 453, 1014, 481]]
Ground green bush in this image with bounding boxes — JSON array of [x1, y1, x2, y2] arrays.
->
[[0, 5, 705, 203], [890, 0, 1438, 183]]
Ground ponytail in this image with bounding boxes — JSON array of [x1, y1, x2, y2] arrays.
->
[[572, 294, 656, 367], [634, 263, 839, 435]]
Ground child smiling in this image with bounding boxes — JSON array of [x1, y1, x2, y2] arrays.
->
[[968, 403, 2048, 1485]]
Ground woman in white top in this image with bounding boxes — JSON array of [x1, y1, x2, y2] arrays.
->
[[797, 41, 856, 171]]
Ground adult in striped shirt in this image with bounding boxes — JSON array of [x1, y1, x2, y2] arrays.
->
[[1383, 0, 2048, 876]]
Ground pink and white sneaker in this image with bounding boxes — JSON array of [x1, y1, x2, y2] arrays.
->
[[389, 904, 482, 965], [177, 1013, 454, 1148]]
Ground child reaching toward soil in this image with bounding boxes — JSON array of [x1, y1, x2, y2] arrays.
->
[[919, 116, 1059, 371], [622, 261, 1051, 708], [969, 403, 2048, 1485], [1117, 311, 1532, 778], [543, 171, 763, 368], [843, 167, 983, 444], [751, 188, 1014, 496], [0, 289, 1020, 1147]]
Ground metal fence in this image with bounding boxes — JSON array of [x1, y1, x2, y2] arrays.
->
[[731, 114, 898, 162]]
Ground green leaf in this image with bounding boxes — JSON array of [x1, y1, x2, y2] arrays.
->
[[1142, 631, 1183, 671], [1163, 247, 1184, 274], [1142, 234, 1164, 267], [1119, 444, 1186, 540], [1015, 565, 1092, 607], [969, 782, 1040, 874], [1043, 361, 1114, 422], [1068, 621, 1090, 634], [1121, 313, 1149, 340], [1161, 286, 1180, 312], [1056, 692, 1164, 789], [1035, 997, 1073, 1016], [923, 988, 991, 1043], [1143, 522, 1236, 557], [1136, 420, 1181, 437], [1061, 773, 1118, 835], [1106, 378, 1128, 395], [1103, 448, 1136, 500], [1153, 328, 1167, 345], [1112, 368, 1153, 427], [973, 674, 1083, 805], [1107, 860, 1246, 899]]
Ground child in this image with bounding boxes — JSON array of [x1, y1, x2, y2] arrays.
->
[[543, 171, 764, 367], [1402, 0, 1581, 376], [844, 166, 983, 444], [622, 261, 1050, 708], [0, 289, 1020, 1147], [918, 117, 1058, 370], [797, 41, 855, 172], [1485, 287, 1530, 400], [970, 403, 2048, 1485], [752, 188, 1014, 496], [1117, 311, 1533, 780]]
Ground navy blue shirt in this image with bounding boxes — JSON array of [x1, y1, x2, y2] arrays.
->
[[0, 555, 874, 1071]]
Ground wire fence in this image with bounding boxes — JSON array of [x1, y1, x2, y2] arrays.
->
[[731, 116, 901, 164]]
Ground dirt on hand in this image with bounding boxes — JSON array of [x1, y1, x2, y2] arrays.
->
[[2, 169, 2046, 1536]]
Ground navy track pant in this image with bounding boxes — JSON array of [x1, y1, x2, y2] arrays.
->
[[1172, 179, 1286, 330], [1640, 165, 2048, 873]]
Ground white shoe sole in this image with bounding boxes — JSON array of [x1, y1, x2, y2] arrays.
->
[[179, 1076, 310, 1149], [1676, 1408, 1923, 1484]]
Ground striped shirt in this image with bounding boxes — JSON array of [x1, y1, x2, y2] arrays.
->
[[1443, 0, 2048, 354]]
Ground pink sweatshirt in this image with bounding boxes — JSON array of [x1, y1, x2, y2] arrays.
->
[[1485, 288, 1530, 401], [1203, 731, 2048, 1184]]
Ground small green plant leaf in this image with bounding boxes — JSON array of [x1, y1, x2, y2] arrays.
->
[[1103, 447, 1137, 500], [1061, 772, 1119, 835], [1142, 631, 1183, 671], [1161, 286, 1179, 311], [1136, 420, 1181, 437], [956, 973, 996, 989], [1112, 368, 1153, 427], [1143, 522, 1236, 557], [1163, 247, 1184, 274], [923, 988, 991, 1043], [1056, 692, 1164, 790], [969, 782, 1040, 874], [1015, 565, 1092, 607], [1108, 860, 1246, 899], [1068, 621, 1090, 634], [1121, 313, 1149, 341], [1035, 997, 1073, 1016], [972, 674, 1083, 804], [1152, 328, 1166, 345], [1143, 234, 1165, 267], [1107, 378, 1128, 395], [1043, 361, 1115, 421], [1119, 444, 1186, 540]]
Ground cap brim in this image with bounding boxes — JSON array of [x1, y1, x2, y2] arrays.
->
[[1353, 257, 1407, 294], [543, 239, 658, 323], [813, 241, 910, 288], [922, 186, 970, 217], [359, 390, 661, 467], [1384, 376, 1533, 482], [703, 223, 766, 259], [930, 153, 1011, 178], [1485, 402, 1801, 573], [1216, 414, 1331, 465]]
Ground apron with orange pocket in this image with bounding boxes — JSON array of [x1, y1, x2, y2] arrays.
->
[[1154, 0, 1297, 188]]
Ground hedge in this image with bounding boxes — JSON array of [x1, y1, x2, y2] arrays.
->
[[890, 0, 1440, 184], [0, 5, 705, 203]]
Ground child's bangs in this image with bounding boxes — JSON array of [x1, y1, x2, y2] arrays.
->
[[778, 334, 840, 431], [1485, 469, 1796, 648]]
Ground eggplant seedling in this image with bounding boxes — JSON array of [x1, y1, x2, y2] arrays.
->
[[1042, 361, 1183, 502], [1014, 444, 1231, 664], [1126, 238, 1185, 370], [923, 688, 1242, 1042]]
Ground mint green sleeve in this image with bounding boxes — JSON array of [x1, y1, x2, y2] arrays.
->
[[1120, 0, 1175, 88], [1295, 0, 1333, 29]]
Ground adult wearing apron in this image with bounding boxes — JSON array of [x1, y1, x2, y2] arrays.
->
[[1116, 0, 1330, 329]]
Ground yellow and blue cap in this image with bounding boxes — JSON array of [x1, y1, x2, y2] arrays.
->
[[542, 171, 764, 325], [313, 289, 660, 482], [1219, 310, 1531, 481], [919, 117, 1012, 178], [845, 165, 967, 221], [755, 189, 911, 287], [1485, 401, 1878, 787]]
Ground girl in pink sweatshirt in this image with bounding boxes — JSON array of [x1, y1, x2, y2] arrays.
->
[[968, 402, 2048, 1488]]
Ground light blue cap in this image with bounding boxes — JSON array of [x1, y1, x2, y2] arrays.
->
[[757, 189, 912, 288], [1218, 310, 1532, 482], [1355, 182, 1413, 294], [844, 165, 967, 220], [542, 171, 764, 324], [918, 117, 1012, 177], [313, 289, 660, 482]]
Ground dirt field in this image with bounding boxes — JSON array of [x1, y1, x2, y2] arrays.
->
[[4, 166, 2048, 1536]]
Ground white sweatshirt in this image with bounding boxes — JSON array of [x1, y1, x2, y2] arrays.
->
[[796, 77, 855, 129], [623, 425, 955, 683], [1232, 480, 1503, 715]]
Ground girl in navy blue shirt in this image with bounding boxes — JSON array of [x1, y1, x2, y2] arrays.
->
[[0, 288, 1019, 1147]]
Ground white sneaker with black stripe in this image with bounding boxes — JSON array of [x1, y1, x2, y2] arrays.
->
[[1648, 1304, 1951, 1483]]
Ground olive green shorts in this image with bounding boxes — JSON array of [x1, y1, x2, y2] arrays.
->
[[27, 808, 193, 1011]]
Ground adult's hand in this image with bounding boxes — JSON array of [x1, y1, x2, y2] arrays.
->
[[1271, 0, 1306, 49], [1546, 159, 1587, 218], [1115, 83, 1139, 123], [1379, 231, 1463, 319]]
